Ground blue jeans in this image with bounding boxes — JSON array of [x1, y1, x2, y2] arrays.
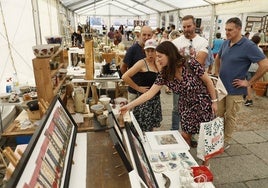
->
[[171, 93, 180, 130]]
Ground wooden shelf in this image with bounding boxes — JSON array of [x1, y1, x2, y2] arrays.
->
[[32, 49, 67, 104]]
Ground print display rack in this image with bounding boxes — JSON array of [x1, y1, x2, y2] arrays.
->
[[6, 96, 77, 188]]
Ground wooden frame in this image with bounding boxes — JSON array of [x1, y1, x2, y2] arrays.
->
[[261, 16, 266, 30], [266, 15, 268, 32], [246, 16, 262, 22], [125, 124, 159, 188], [106, 105, 125, 150], [245, 22, 253, 32], [129, 111, 145, 143], [109, 129, 133, 172]]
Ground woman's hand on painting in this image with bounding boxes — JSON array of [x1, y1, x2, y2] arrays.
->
[[119, 105, 129, 115]]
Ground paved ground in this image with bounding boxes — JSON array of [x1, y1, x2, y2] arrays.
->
[[158, 88, 268, 188]]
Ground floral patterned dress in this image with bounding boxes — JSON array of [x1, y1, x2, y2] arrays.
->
[[155, 59, 213, 134]]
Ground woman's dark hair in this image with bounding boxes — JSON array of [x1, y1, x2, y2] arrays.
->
[[156, 41, 184, 80]]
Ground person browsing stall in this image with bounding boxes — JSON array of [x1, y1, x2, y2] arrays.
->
[[120, 41, 217, 166], [245, 35, 264, 106], [69, 25, 83, 47], [214, 17, 268, 149], [171, 15, 209, 133], [120, 26, 153, 102], [122, 39, 162, 131]]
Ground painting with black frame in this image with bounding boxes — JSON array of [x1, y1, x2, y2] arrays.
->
[[6, 96, 77, 188], [108, 128, 133, 172], [125, 123, 159, 188], [106, 104, 125, 150]]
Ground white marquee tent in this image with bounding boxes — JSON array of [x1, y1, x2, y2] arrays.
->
[[0, 0, 268, 92]]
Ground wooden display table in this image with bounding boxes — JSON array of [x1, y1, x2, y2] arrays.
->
[[1, 110, 36, 137], [87, 131, 130, 187]]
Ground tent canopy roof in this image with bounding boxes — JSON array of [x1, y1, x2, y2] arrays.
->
[[60, 0, 239, 16]]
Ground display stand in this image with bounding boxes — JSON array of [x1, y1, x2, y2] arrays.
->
[[123, 114, 215, 188], [32, 48, 68, 104]]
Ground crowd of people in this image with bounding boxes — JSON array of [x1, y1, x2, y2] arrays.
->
[[105, 15, 268, 168]]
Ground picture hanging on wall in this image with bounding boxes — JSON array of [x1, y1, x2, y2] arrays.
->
[[261, 16, 266, 30], [246, 16, 262, 22], [245, 22, 253, 32], [245, 27, 252, 32], [266, 15, 268, 32]]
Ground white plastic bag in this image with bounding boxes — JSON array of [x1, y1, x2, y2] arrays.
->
[[197, 117, 224, 161], [210, 76, 228, 101]]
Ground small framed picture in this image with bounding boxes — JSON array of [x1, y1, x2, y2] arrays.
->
[[109, 128, 133, 172], [246, 16, 262, 22], [145, 131, 189, 152]]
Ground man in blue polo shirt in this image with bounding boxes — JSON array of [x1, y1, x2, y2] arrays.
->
[[214, 17, 268, 149]]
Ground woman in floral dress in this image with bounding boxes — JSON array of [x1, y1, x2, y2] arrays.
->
[[120, 41, 217, 165]]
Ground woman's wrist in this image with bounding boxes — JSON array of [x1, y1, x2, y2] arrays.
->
[[211, 99, 218, 102]]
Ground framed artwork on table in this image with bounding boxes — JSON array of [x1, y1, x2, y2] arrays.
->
[[106, 104, 125, 150], [6, 96, 77, 188], [109, 128, 133, 172], [125, 123, 159, 188], [145, 130, 189, 152], [129, 170, 148, 188], [129, 111, 145, 143]]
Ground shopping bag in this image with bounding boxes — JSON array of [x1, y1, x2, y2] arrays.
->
[[197, 117, 224, 161], [191, 166, 213, 182], [210, 75, 228, 101]]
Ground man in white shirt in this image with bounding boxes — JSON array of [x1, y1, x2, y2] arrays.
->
[[171, 15, 209, 140]]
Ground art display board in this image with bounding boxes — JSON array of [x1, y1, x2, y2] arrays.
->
[[6, 96, 78, 188], [123, 116, 215, 188]]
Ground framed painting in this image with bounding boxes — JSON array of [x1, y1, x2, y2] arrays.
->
[[129, 111, 145, 143], [109, 129, 133, 172], [125, 124, 159, 188], [106, 105, 125, 150], [145, 130, 189, 152], [246, 16, 262, 22]]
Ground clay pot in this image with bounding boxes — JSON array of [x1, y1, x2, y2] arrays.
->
[[254, 88, 266, 96]]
